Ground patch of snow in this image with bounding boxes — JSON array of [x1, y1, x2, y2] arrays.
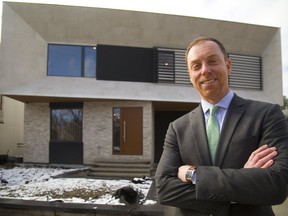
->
[[0, 166, 77, 186], [0, 165, 155, 205]]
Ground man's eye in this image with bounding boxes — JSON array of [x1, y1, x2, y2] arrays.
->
[[209, 59, 218, 64], [191, 64, 200, 71]]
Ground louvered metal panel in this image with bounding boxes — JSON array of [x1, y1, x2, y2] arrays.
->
[[155, 49, 261, 89], [174, 49, 190, 85], [157, 50, 175, 83], [156, 48, 189, 85], [229, 54, 262, 90]]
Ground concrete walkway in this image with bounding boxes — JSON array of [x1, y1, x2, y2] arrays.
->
[[273, 198, 288, 216]]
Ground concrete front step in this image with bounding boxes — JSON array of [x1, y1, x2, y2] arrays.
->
[[90, 167, 150, 173], [88, 171, 150, 178], [89, 160, 152, 178], [94, 162, 150, 168]]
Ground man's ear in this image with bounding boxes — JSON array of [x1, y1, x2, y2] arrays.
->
[[226, 59, 232, 75]]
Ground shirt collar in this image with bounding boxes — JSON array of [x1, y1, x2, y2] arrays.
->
[[201, 90, 234, 114]]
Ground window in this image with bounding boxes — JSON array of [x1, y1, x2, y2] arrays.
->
[[84, 46, 97, 77], [50, 103, 83, 142], [48, 44, 96, 77], [113, 107, 121, 153]]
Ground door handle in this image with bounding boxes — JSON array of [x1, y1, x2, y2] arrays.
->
[[123, 120, 126, 143]]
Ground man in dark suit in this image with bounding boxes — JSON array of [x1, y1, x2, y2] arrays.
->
[[155, 37, 288, 216]]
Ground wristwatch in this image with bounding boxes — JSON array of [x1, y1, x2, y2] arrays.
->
[[185, 167, 196, 184]]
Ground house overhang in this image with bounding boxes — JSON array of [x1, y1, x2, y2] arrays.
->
[[3, 77, 277, 105], [6, 2, 278, 55], [2, 77, 200, 103]]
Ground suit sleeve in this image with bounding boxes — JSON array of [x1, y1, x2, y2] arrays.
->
[[196, 104, 288, 205], [155, 121, 230, 213]]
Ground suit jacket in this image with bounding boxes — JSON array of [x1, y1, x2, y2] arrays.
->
[[155, 94, 288, 216]]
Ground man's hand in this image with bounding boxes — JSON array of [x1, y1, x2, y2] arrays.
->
[[178, 165, 196, 182], [178, 145, 276, 182], [244, 144, 277, 168]]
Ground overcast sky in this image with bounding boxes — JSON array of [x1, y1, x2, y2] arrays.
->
[[1, 0, 287, 96]]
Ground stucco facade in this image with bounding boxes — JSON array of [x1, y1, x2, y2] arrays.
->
[[0, 97, 24, 156]]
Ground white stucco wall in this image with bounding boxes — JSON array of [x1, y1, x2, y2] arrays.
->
[[262, 30, 283, 104], [0, 3, 47, 94], [0, 97, 24, 156]]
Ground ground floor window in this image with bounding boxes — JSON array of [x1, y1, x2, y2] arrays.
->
[[50, 102, 83, 142], [113, 107, 121, 153], [49, 102, 84, 164]]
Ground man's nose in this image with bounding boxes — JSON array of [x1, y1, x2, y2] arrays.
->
[[200, 62, 211, 75]]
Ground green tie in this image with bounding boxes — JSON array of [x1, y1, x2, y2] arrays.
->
[[207, 106, 219, 163]]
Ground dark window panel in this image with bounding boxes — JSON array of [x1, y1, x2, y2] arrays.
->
[[96, 45, 154, 82]]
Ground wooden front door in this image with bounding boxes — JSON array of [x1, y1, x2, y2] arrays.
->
[[113, 107, 143, 155]]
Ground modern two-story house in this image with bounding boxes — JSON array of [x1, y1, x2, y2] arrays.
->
[[0, 2, 283, 170]]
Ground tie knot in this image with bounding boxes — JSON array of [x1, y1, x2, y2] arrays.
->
[[210, 106, 218, 115]]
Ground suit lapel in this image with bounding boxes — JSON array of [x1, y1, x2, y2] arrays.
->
[[190, 105, 213, 165], [214, 95, 246, 167]]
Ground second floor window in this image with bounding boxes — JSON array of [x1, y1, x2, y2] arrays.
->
[[48, 44, 96, 78]]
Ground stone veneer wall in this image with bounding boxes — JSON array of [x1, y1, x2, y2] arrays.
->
[[24, 103, 50, 163], [23, 101, 153, 164], [83, 101, 153, 164]]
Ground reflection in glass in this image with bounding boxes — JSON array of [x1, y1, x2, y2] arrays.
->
[[51, 108, 83, 142], [113, 107, 121, 153], [48, 45, 82, 77], [84, 46, 96, 78], [48, 44, 96, 78]]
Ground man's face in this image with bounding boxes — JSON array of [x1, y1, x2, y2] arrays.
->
[[187, 40, 231, 104]]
